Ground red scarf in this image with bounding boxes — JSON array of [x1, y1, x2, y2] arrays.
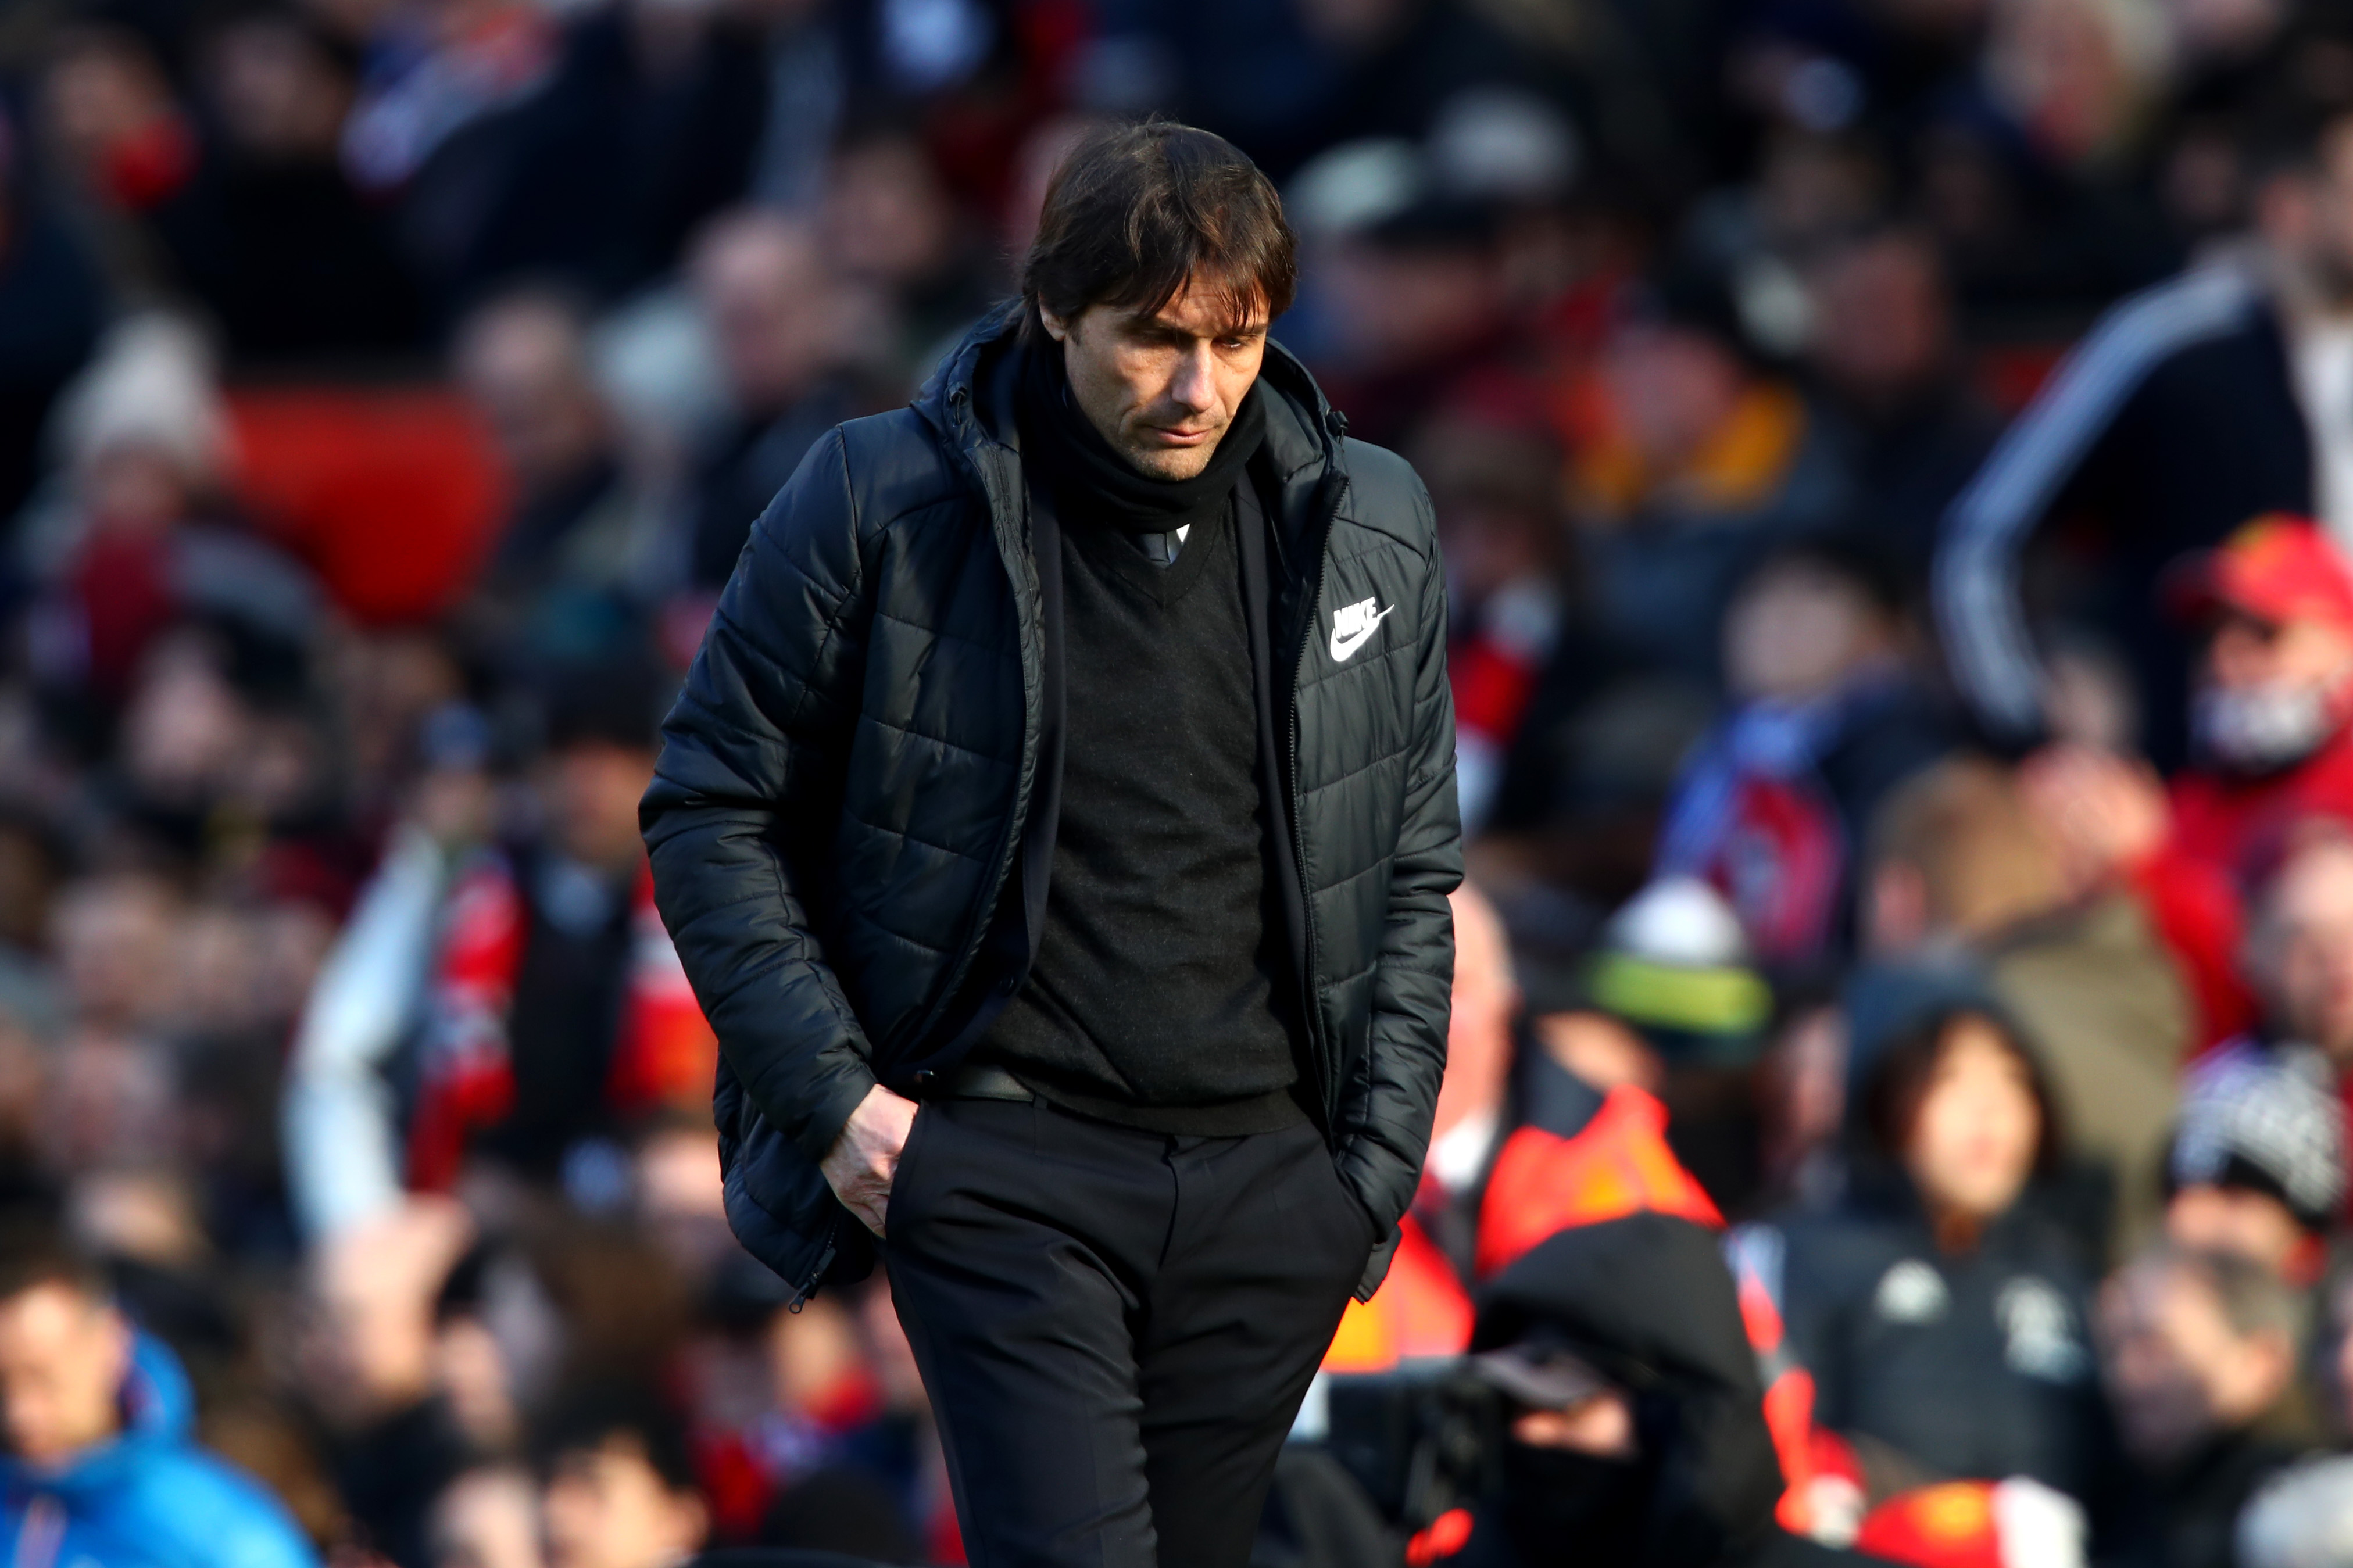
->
[[407, 853, 717, 1190]]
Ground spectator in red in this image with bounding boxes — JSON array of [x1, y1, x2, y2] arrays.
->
[[2014, 515, 2353, 1053], [2159, 516, 2353, 864]]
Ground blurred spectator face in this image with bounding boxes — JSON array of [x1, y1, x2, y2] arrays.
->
[[539, 1433, 707, 1568], [1041, 281, 1270, 483], [691, 212, 835, 418], [431, 1465, 545, 1568], [38, 1032, 176, 1175], [1984, 0, 2168, 170], [544, 742, 656, 874], [2195, 610, 2353, 771], [1903, 1015, 2042, 1225], [823, 134, 954, 290], [456, 294, 609, 499], [80, 443, 191, 535], [2100, 1252, 2292, 1469], [1759, 1003, 1846, 1194], [2259, 837, 2353, 1062], [1535, 1010, 1662, 1093], [1435, 886, 1517, 1142], [1600, 323, 1746, 476], [49, 874, 182, 1033], [2207, 607, 2353, 692], [202, 14, 351, 162], [2263, 118, 2353, 301], [1867, 758, 2068, 952], [768, 1290, 872, 1424], [1414, 413, 1562, 611], [1317, 237, 1501, 375], [1723, 555, 1894, 704], [1805, 232, 1952, 415], [118, 636, 253, 810], [2165, 1183, 2306, 1278], [634, 1120, 728, 1279], [0, 1280, 130, 1467], [1508, 1387, 1637, 1456], [39, 30, 187, 207]]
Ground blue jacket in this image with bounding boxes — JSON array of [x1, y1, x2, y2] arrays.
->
[[0, 1333, 319, 1568]]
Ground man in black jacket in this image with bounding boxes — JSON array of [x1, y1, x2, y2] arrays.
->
[[1934, 108, 2353, 765], [641, 122, 1460, 1568]]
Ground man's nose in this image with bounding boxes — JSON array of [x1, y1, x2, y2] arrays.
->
[[1168, 345, 1219, 414]]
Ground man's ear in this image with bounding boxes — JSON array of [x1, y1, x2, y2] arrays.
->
[[1038, 303, 1072, 344]]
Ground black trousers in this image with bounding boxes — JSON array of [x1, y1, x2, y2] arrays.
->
[[883, 1096, 1373, 1568]]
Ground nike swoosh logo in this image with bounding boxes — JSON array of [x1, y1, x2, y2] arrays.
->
[[1328, 603, 1396, 662]]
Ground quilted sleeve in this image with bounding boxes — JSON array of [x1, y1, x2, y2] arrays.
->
[[1335, 486, 1463, 1297], [642, 428, 880, 1165]]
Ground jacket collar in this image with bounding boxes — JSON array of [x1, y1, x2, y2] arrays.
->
[[914, 300, 1347, 504]]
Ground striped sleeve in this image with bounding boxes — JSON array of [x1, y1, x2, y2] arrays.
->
[[1934, 264, 2262, 739]]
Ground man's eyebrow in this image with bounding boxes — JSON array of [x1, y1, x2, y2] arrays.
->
[[1134, 313, 1270, 341]]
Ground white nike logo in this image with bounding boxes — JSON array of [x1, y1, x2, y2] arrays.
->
[[1328, 596, 1395, 661]]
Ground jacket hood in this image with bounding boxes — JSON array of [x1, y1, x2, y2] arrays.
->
[[913, 301, 1348, 499], [1471, 1213, 1783, 1566]]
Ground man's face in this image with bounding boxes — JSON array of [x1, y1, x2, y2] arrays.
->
[[693, 218, 834, 417], [2202, 611, 2353, 699], [1434, 887, 1517, 1148], [2264, 839, 2353, 1061], [2271, 121, 2353, 300], [1041, 280, 1268, 481], [2100, 1262, 2287, 1469], [1805, 235, 1951, 410], [543, 743, 656, 875], [2165, 1183, 2306, 1277], [540, 1435, 706, 1568], [0, 1282, 130, 1469]]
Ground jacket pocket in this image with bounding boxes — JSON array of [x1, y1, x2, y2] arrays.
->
[[882, 1102, 933, 1239], [721, 1091, 878, 1301]]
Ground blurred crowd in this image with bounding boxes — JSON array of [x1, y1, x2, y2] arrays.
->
[[9, 0, 2353, 1564]]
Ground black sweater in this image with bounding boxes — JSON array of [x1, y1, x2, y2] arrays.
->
[[981, 357, 1306, 1133]]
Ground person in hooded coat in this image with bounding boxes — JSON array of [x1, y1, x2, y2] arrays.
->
[[1446, 1209, 1882, 1568]]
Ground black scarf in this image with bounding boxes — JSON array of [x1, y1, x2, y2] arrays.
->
[[1017, 334, 1267, 539]]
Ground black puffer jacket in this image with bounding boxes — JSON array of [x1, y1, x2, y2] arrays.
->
[[643, 305, 1461, 1304]]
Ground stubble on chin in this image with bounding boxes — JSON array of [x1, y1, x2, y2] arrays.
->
[[1120, 427, 1225, 481]]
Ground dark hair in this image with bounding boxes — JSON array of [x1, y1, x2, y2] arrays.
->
[[1861, 1004, 2062, 1179], [531, 1382, 700, 1495], [0, 1216, 108, 1307], [1021, 120, 1296, 341]]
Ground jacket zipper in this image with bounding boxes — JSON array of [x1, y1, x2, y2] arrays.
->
[[793, 399, 1029, 1311], [1288, 475, 1347, 1128], [788, 1229, 838, 1312]]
